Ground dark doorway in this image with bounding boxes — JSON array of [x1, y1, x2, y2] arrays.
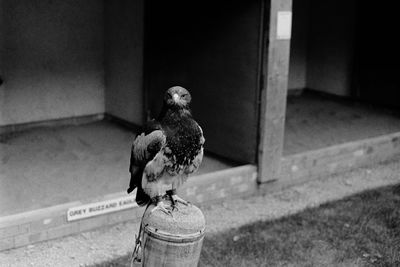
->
[[354, 2, 400, 108], [144, 0, 263, 164]]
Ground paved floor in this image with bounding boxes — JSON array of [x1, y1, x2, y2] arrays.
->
[[0, 121, 234, 216], [2, 93, 400, 216], [284, 91, 400, 155], [1, 154, 400, 266]]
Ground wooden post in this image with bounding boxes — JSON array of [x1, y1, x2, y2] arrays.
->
[[258, 0, 292, 183], [132, 202, 206, 267]]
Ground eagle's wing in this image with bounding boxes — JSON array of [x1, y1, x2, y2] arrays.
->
[[143, 124, 205, 181], [127, 130, 166, 194], [143, 149, 172, 182], [199, 125, 205, 145], [185, 124, 205, 175], [143, 123, 205, 177], [184, 146, 203, 175]]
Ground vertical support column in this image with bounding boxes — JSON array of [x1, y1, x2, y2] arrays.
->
[[0, 0, 5, 92], [258, 0, 292, 183]]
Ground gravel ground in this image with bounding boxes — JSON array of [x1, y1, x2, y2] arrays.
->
[[1, 156, 400, 267]]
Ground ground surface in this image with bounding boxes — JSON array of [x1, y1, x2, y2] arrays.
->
[[0, 121, 233, 216], [95, 184, 400, 267], [199, 184, 400, 267], [284, 92, 400, 155], [2, 92, 400, 215], [1, 155, 400, 267]]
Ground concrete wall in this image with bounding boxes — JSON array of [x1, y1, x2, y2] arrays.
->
[[104, 0, 144, 125], [0, 0, 105, 126], [288, 0, 309, 90], [306, 0, 356, 96], [0, 0, 356, 126], [288, 0, 356, 97]]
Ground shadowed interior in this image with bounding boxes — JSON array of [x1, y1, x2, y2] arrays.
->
[[0, 120, 235, 217]]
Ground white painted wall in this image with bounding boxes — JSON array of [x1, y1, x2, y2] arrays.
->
[[0, 0, 105, 126]]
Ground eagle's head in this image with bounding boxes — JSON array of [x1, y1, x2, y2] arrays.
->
[[164, 86, 192, 108]]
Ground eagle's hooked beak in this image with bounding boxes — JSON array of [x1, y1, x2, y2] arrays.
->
[[173, 93, 179, 102]]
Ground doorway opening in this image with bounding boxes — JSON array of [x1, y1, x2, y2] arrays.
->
[[284, 0, 400, 158]]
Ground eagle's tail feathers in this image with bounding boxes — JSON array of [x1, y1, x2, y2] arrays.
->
[[127, 185, 136, 194], [135, 185, 151, 206]]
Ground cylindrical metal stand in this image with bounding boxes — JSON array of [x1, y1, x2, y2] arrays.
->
[[137, 202, 205, 267]]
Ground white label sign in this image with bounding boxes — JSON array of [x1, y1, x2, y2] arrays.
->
[[67, 195, 138, 221], [277, 11, 292, 40]]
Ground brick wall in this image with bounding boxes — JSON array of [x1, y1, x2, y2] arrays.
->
[[0, 165, 257, 251], [1, 132, 399, 251]]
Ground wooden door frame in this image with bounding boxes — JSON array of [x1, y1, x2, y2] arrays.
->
[[257, 0, 292, 183]]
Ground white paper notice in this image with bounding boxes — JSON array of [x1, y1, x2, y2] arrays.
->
[[67, 195, 138, 221], [277, 11, 292, 40]]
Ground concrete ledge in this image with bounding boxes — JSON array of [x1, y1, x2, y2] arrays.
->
[[104, 113, 143, 132], [0, 165, 257, 251], [0, 113, 143, 136], [0, 114, 104, 136], [280, 132, 400, 184], [1, 132, 399, 251]]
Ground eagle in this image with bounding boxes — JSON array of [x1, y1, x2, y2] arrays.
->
[[127, 86, 205, 215]]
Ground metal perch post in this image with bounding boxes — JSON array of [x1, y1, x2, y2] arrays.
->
[[131, 200, 206, 267]]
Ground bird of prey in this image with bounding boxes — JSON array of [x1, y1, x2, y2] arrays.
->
[[127, 86, 205, 214]]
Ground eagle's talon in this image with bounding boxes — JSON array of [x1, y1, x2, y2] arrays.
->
[[170, 194, 190, 206], [150, 201, 173, 216], [171, 203, 179, 212]]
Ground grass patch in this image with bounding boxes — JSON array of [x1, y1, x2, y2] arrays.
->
[[93, 184, 400, 267]]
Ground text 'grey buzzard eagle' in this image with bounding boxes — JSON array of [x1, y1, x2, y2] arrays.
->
[[127, 86, 205, 215]]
